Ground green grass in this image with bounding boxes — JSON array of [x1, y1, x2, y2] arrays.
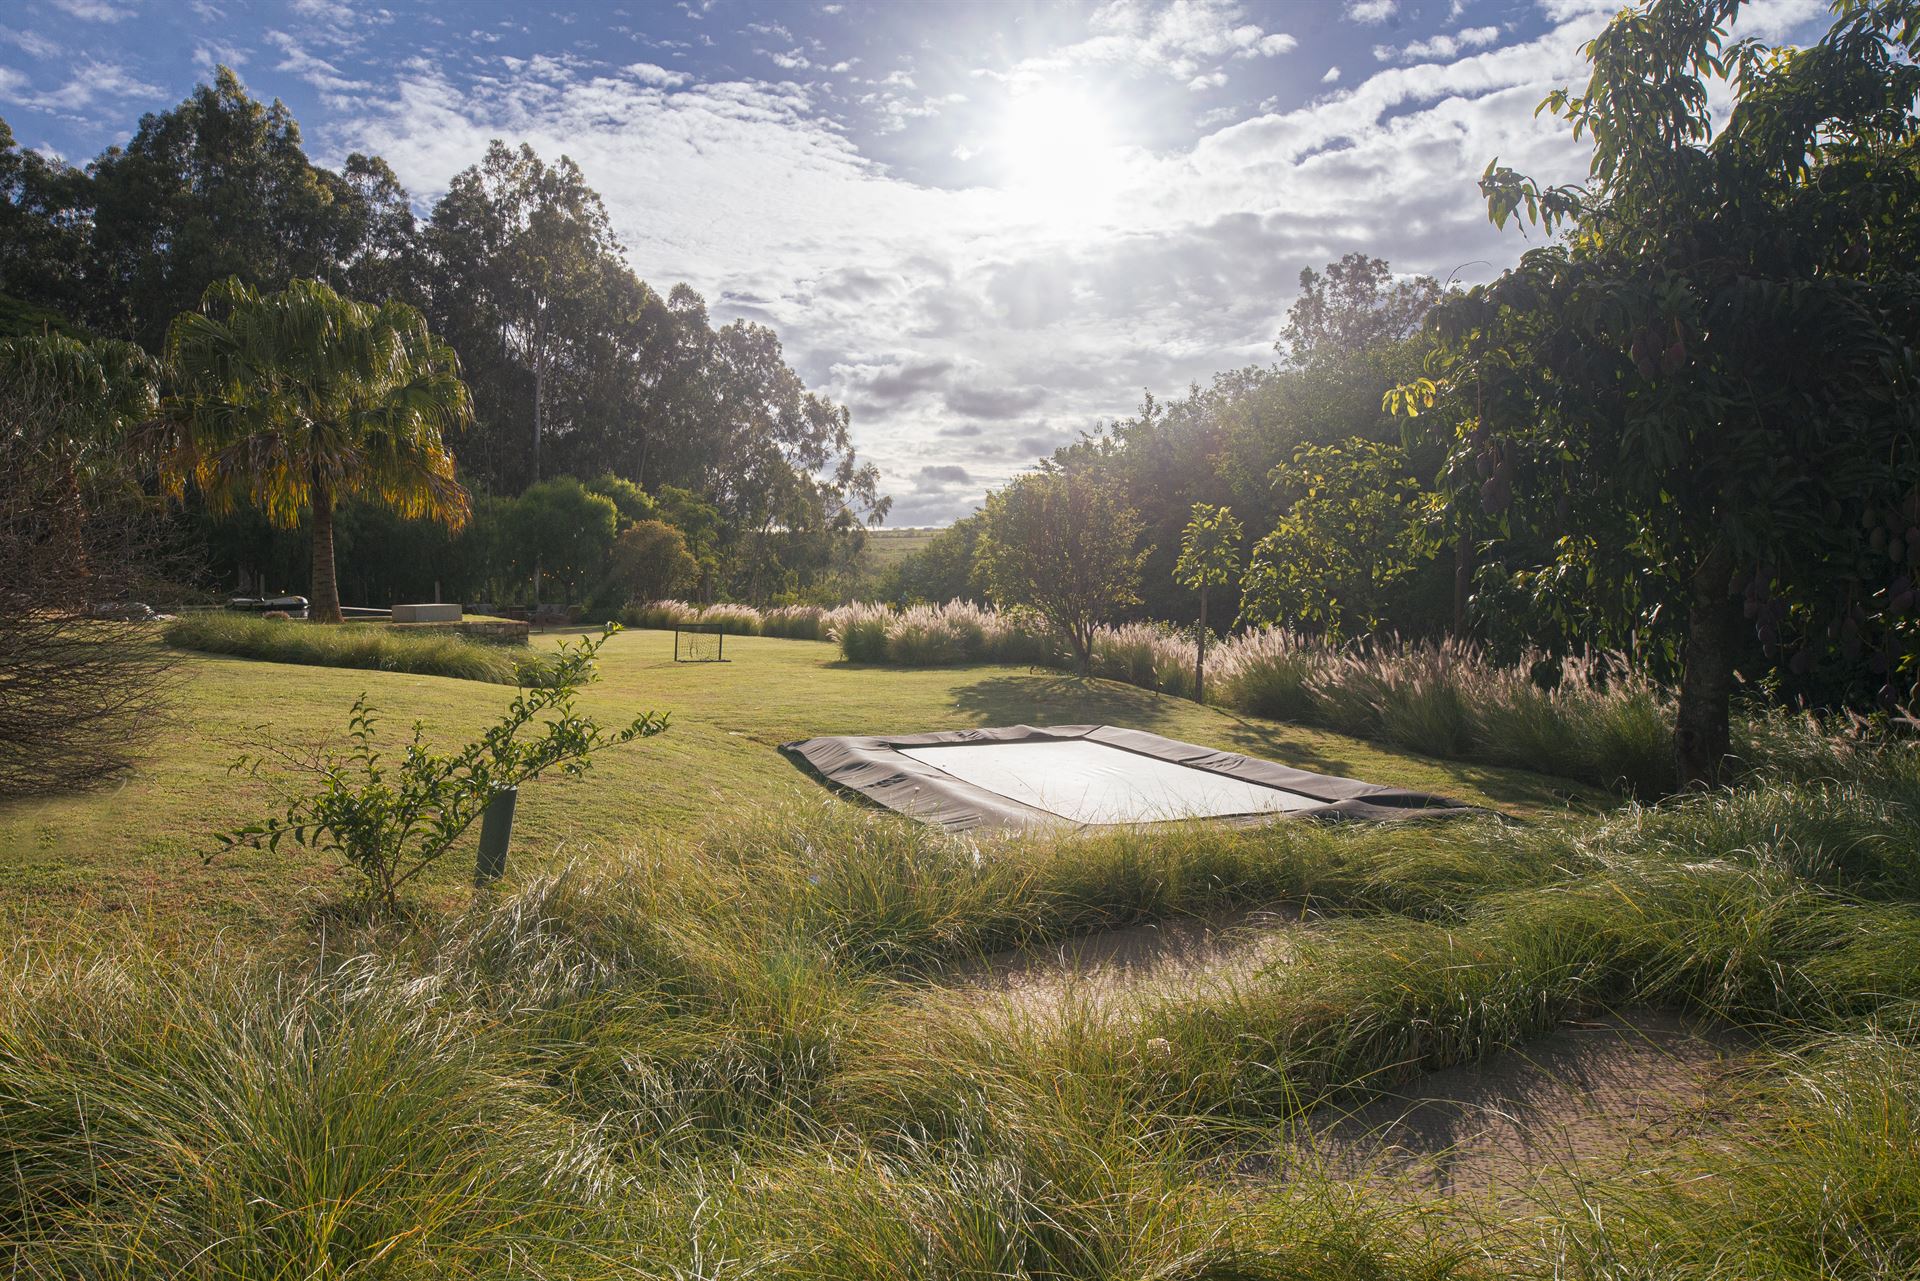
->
[[7, 626, 1920, 1276], [164, 612, 558, 685], [0, 627, 1592, 946], [856, 525, 940, 574]]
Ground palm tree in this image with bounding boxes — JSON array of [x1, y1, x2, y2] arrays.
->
[[163, 278, 473, 623]]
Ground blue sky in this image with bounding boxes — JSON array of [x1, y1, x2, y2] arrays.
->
[[1, 0, 1830, 522]]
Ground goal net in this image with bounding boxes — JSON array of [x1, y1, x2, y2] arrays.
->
[[674, 622, 728, 663]]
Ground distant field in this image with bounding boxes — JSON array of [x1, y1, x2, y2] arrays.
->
[[0, 627, 1596, 946], [856, 525, 941, 573]]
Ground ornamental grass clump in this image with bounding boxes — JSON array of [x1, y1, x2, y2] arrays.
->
[[829, 602, 893, 662], [762, 604, 828, 640], [165, 610, 560, 686]]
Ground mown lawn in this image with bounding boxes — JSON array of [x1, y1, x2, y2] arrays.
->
[[0, 626, 1596, 946]]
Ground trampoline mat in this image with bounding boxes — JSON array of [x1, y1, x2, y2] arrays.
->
[[899, 739, 1322, 824], [781, 724, 1479, 832]]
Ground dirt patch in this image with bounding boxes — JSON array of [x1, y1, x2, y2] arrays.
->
[[1278, 1010, 1753, 1205], [951, 905, 1307, 1020]]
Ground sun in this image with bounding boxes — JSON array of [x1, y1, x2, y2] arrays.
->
[[994, 83, 1129, 228]]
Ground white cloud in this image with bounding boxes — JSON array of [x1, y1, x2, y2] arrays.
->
[[1345, 0, 1398, 23], [193, 40, 249, 74], [626, 61, 690, 88], [267, 30, 371, 92], [1187, 70, 1227, 92], [1377, 25, 1502, 62], [2, 31, 62, 60], [2, 58, 158, 112], [766, 48, 812, 70], [1005, 0, 1297, 86], [328, 0, 1831, 522], [48, 0, 135, 21]]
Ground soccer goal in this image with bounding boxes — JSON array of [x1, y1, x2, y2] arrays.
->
[[674, 621, 728, 663]]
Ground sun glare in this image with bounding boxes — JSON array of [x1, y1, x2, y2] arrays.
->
[[995, 84, 1129, 228]]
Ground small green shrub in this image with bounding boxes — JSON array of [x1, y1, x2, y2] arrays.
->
[[215, 628, 666, 913]]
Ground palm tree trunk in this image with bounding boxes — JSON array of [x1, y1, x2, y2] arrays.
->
[[310, 484, 344, 624]]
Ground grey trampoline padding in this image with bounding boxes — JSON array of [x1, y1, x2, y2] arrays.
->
[[898, 739, 1322, 824], [780, 724, 1479, 832]]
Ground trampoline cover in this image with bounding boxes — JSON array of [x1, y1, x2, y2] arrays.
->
[[780, 724, 1477, 832]]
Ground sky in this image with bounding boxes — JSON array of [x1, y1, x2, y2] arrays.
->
[[1, 0, 1832, 524]]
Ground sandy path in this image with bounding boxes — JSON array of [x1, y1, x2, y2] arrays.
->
[[1276, 1010, 1751, 1204]]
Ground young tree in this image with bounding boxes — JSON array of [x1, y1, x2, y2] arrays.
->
[[163, 277, 474, 624], [1240, 439, 1429, 641], [607, 519, 698, 606], [1174, 503, 1243, 702], [501, 476, 620, 603], [1395, 0, 1920, 786], [976, 468, 1149, 671], [217, 627, 665, 915]]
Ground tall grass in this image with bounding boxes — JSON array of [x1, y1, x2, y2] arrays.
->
[[8, 747, 1920, 1272], [165, 611, 562, 686]]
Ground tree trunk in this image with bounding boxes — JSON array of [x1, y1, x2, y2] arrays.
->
[[1195, 583, 1208, 704], [531, 334, 545, 485], [1452, 520, 1473, 637], [1674, 543, 1738, 789], [310, 484, 344, 624]]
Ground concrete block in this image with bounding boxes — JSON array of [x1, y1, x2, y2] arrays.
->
[[392, 602, 462, 623]]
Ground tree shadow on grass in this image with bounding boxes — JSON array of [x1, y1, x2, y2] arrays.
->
[[949, 673, 1600, 814]]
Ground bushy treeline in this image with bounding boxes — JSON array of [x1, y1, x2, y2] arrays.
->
[[877, 0, 1920, 790], [0, 70, 886, 606]]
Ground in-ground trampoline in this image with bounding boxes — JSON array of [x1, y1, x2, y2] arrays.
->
[[780, 724, 1476, 832]]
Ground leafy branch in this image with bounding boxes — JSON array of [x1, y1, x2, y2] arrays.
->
[[214, 625, 665, 913]]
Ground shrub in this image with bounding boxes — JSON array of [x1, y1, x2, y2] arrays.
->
[[166, 612, 562, 686], [606, 520, 697, 607], [216, 628, 666, 913]]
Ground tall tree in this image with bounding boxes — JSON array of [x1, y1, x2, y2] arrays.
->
[[1397, 0, 1920, 785], [428, 141, 620, 493], [88, 68, 367, 348], [0, 119, 96, 327], [163, 278, 473, 623]]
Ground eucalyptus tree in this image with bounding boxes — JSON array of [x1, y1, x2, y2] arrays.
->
[[1394, 0, 1920, 785], [88, 68, 374, 349], [428, 141, 619, 491], [163, 278, 473, 624]]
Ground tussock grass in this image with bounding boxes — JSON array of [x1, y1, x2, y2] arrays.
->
[[8, 745, 1920, 1274], [164, 611, 562, 686]]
